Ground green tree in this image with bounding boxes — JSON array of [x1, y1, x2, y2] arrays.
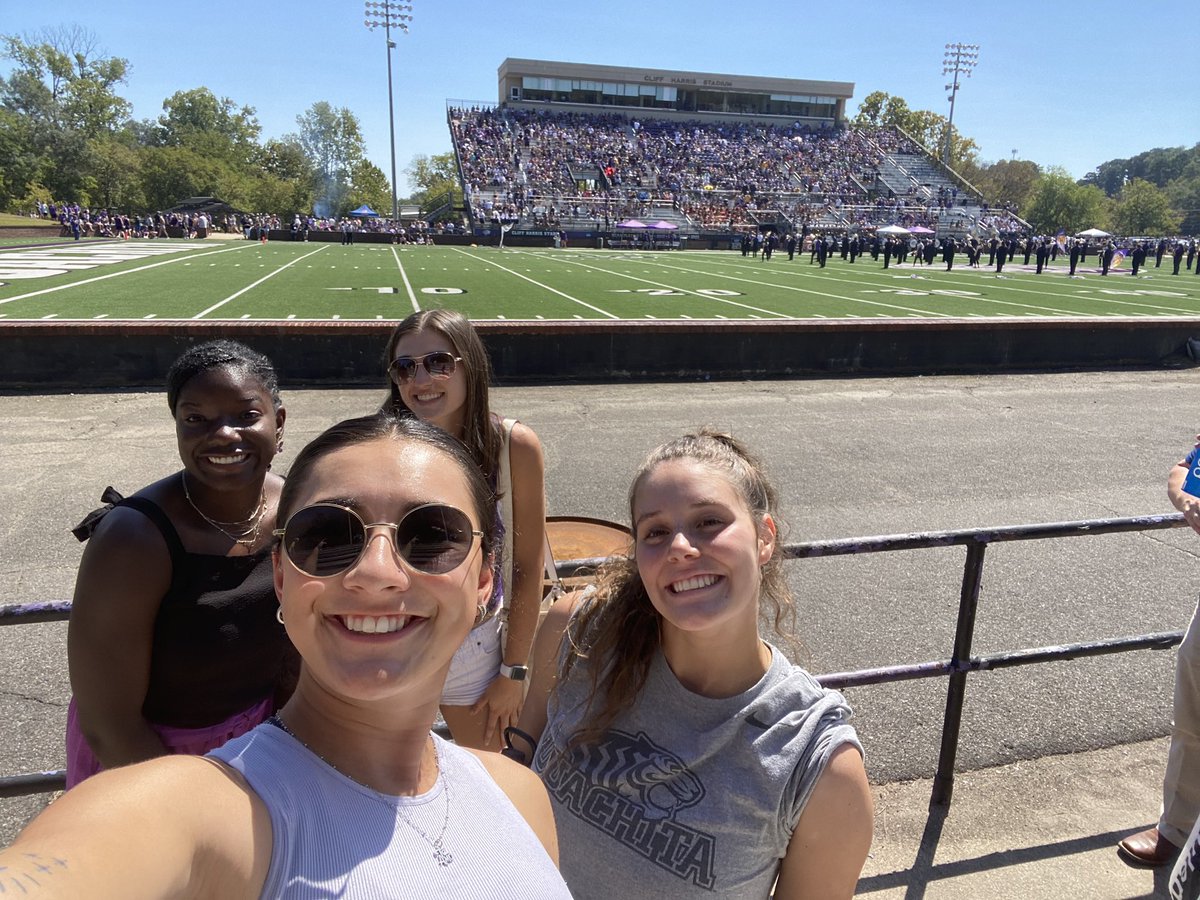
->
[[1166, 175, 1200, 235], [347, 159, 393, 218], [156, 87, 260, 167], [1024, 169, 1110, 234], [1111, 178, 1181, 235], [1, 29, 131, 204], [259, 137, 314, 183], [962, 159, 1041, 213], [852, 90, 978, 170], [1, 29, 130, 136], [139, 145, 233, 211], [294, 102, 366, 215], [405, 152, 462, 208], [88, 132, 144, 210], [0, 106, 45, 209]]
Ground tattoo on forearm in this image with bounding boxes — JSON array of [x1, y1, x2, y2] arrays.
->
[[0, 853, 69, 893]]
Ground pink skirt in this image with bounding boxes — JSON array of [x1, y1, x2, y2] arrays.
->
[[65, 695, 273, 789]]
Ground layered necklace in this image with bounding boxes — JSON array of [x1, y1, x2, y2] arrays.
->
[[268, 715, 454, 867], [181, 472, 266, 548]]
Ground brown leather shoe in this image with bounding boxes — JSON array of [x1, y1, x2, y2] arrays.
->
[[1117, 827, 1181, 867]]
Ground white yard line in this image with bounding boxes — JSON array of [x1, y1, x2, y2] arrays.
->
[[390, 247, 420, 312], [0, 243, 253, 306], [709, 257, 1200, 317], [563, 253, 956, 318], [519, 250, 795, 318], [192, 246, 328, 319], [449, 247, 619, 319]]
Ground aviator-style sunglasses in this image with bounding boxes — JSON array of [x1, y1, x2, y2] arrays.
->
[[388, 351, 463, 384], [274, 502, 483, 578]]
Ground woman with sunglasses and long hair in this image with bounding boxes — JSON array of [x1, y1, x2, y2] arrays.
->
[[381, 309, 546, 751], [2, 413, 569, 898], [514, 429, 873, 899], [66, 340, 297, 787]]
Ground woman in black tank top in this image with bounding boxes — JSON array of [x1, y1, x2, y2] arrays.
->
[[66, 340, 296, 787]]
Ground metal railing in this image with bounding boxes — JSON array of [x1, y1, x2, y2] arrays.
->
[[1, 511, 1188, 805]]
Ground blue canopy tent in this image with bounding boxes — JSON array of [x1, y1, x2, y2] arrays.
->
[[349, 205, 379, 217]]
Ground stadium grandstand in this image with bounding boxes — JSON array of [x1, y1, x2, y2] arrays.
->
[[446, 59, 1028, 244]]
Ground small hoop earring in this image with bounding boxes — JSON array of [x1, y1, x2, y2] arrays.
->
[[473, 603, 488, 626], [276, 607, 285, 625]]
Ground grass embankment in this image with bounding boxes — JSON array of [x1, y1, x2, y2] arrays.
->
[[0, 213, 58, 229]]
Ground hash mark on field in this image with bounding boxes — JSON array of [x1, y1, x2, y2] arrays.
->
[[645, 315, 657, 319], [94, 314, 108, 319], [41, 313, 57, 319], [333, 315, 341, 320], [715, 315, 727, 319], [680, 314, 692, 319], [574, 314, 583, 319], [286, 314, 296, 320], [498, 315, 507, 319], [143, 314, 156, 319], [240, 314, 251, 319], [535, 315, 544, 319]]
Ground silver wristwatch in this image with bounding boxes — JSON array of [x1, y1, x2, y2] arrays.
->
[[499, 662, 529, 681]]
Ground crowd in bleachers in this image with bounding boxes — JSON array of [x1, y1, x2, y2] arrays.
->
[[447, 105, 1003, 237]]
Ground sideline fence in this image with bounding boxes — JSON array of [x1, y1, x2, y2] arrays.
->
[[0, 511, 1188, 805]]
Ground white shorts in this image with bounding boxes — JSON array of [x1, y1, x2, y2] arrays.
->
[[441, 615, 502, 706]]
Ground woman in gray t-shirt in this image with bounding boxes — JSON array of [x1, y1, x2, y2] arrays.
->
[[516, 429, 873, 899]]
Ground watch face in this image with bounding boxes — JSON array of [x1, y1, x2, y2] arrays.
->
[[503, 664, 529, 681]]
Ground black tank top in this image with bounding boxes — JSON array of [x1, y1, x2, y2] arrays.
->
[[118, 496, 295, 728]]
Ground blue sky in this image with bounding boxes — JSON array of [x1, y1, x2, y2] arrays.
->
[[2, 1, 1196, 194]]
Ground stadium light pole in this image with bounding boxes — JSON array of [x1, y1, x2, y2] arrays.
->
[[941, 42, 978, 169], [364, 0, 414, 222]]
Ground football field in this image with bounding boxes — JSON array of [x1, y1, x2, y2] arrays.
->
[[2, 239, 1199, 321]]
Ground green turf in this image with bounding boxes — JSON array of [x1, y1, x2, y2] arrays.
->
[[0, 240, 1197, 321]]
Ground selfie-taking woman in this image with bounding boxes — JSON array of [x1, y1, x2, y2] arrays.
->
[[382, 310, 545, 751], [516, 429, 873, 899], [3, 414, 569, 898], [66, 340, 297, 786]]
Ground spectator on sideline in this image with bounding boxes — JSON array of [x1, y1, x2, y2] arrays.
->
[[1119, 446, 1200, 868]]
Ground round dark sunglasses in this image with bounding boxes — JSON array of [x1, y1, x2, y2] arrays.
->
[[274, 503, 483, 578], [388, 351, 462, 384]]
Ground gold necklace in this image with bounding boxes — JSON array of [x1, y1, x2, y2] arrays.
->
[[269, 715, 454, 867], [181, 472, 266, 547]]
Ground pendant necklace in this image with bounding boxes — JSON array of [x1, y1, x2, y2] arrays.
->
[[268, 715, 454, 867], [181, 472, 266, 548]]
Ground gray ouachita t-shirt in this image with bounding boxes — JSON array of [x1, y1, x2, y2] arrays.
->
[[532, 644, 861, 898]]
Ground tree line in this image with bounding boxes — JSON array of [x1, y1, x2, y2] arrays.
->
[[0, 27, 401, 218], [854, 90, 1198, 236]]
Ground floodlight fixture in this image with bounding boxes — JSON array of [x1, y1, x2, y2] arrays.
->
[[939, 42, 979, 167], [362, 0, 415, 221]]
